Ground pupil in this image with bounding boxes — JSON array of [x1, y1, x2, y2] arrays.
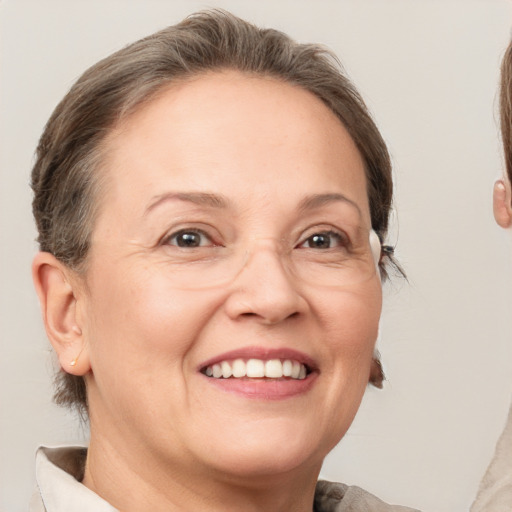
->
[[178, 232, 200, 247], [310, 234, 330, 248]]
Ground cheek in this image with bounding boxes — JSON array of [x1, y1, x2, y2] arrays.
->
[[82, 265, 222, 375], [82, 268, 228, 425], [305, 281, 382, 453], [315, 280, 382, 389], [318, 279, 382, 346]]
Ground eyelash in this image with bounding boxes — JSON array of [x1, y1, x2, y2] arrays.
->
[[162, 228, 216, 248], [297, 229, 349, 250], [160, 226, 350, 250]]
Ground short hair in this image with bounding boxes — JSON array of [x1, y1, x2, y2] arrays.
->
[[501, 40, 512, 187], [31, 9, 394, 415]]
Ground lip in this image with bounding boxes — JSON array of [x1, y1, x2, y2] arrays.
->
[[198, 346, 318, 371], [198, 346, 319, 400]]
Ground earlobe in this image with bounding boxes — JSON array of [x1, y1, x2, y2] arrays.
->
[[369, 352, 385, 389], [32, 252, 91, 376], [493, 179, 512, 228]]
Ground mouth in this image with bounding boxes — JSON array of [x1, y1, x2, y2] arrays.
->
[[201, 358, 310, 380], [198, 347, 317, 399]]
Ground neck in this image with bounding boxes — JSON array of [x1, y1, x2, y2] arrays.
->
[[83, 426, 321, 512]]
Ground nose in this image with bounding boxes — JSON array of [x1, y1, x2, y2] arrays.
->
[[224, 244, 308, 324]]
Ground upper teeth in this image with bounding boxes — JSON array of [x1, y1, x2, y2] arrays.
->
[[204, 359, 307, 380]]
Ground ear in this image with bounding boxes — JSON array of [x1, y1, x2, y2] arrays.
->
[[493, 179, 512, 228], [369, 351, 385, 389], [32, 252, 91, 376]]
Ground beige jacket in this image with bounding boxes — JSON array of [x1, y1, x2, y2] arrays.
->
[[30, 446, 419, 512], [471, 403, 512, 512]]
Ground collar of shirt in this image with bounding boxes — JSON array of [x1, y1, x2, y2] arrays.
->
[[30, 446, 117, 512]]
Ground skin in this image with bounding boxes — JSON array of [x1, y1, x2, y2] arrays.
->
[[33, 71, 382, 512], [493, 177, 512, 228]]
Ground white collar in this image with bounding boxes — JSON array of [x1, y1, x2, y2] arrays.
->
[[31, 446, 117, 512]]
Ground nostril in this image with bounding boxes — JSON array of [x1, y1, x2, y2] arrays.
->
[[236, 310, 300, 324], [240, 312, 258, 318]]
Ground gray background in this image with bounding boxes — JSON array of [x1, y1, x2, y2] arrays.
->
[[1, 1, 512, 511]]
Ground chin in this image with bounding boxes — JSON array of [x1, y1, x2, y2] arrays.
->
[[209, 446, 322, 481], [193, 418, 335, 480]]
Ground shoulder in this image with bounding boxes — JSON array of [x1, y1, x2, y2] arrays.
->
[[471, 402, 512, 512], [314, 480, 421, 512]]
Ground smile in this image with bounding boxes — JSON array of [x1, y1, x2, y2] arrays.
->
[[203, 358, 308, 380]]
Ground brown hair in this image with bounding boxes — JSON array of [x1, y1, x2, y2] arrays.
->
[[501, 41, 512, 187], [32, 9, 393, 415]]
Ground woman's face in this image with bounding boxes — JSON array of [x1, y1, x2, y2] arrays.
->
[[78, 71, 382, 481]]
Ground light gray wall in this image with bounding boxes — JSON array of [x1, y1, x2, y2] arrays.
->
[[1, 1, 512, 511]]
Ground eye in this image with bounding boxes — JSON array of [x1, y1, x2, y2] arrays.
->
[[299, 230, 346, 249], [165, 229, 213, 248]]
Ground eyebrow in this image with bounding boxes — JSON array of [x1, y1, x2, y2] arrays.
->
[[144, 192, 229, 215], [297, 193, 363, 218], [144, 191, 362, 218]]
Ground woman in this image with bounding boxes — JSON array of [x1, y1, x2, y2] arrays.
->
[[471, 40, 512, 512], [30, 10, 417, 511]]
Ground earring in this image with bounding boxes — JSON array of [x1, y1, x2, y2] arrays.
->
[[69, 344, 85, 367]]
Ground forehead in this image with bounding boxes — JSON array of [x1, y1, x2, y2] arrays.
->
[[100, 70, 369, 220]]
